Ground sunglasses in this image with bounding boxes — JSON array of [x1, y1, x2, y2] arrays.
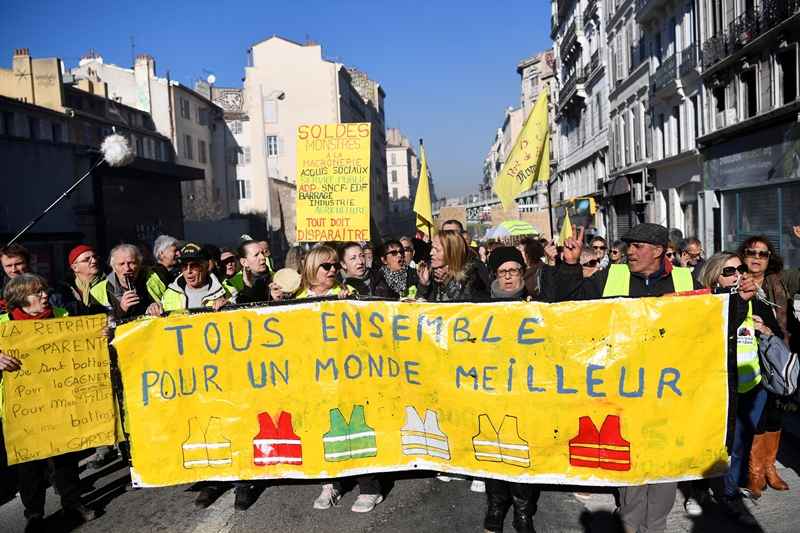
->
[[319, 262, 339, 272], [610, 249, 620, 255], [582, 259, 599, 267], [744, 249, 770, 259], [721, 265, 748, 277], [592, 245, 607, 251], [384, 250, 403, 257], [665, 252, 675, 258], [220, 258, 237, 265]]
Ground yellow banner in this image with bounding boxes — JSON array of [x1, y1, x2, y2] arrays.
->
[[113, 296, 730, 488], [295, 123, 371, 242], [1, 314, 115, 464]]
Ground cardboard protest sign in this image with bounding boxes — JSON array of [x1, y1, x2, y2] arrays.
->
[[113, 296, 731, 488], [295, 123, 371, 242], [1, 314, 115, 464]]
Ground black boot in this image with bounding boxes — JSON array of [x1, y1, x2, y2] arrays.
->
[[234, 483, 259, 510], [484, 479, 512, 532], [510, 483, 538, 533]]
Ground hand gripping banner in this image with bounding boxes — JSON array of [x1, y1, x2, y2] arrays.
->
[[112, 296, 731, 488]]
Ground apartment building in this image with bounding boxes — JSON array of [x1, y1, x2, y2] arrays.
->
[[243, 36, 389, 245], [605, 0, 652, 239], [697, 0, 800, 263], [0, 48, 201, 280], [551, 0, 610, 234]]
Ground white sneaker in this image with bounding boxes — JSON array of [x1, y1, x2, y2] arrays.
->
[[351, 493, 383, 513], [470, 480, 486, 493], [313, 484, 341, 510], [684, 497, 703, 517]]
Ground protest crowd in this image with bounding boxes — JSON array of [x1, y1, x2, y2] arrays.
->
[[1, 219, 800, 533]]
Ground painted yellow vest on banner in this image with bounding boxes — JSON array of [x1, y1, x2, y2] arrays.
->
[[295, 123, 371, 242], [113, 296, 730, 488], [1, 314, 115, 464]]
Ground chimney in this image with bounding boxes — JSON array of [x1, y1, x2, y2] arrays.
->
[[14, 48, 30, 57], [135, 53, 155, 78]]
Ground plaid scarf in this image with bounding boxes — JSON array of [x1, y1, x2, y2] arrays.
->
[[381, 266, 408, 296]]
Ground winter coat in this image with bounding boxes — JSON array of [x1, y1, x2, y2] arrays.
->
[[421, 261, 488, 302], [162, 273, 230, 312], [372, 267, 420, 299]]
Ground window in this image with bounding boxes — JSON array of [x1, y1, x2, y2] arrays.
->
[[391, 152, 396, 165], [264, 100, 277, 123], [242, 147, 251, 164], [673, 105, 681, 153], [266, 135, 279, 156], [183, 134, 193, 160], [180, 98, 191, 120], [135, 136, 144, 157], [198, 108, 209, 126], [777, 48, 798, 105], [28, 117, 39, 140], [741, 69, 758, 119], [1, 111, 13, 135], [596, 92, 604, 129], [237, 178, 251, 199], [228, 120, 242, 134], [198, 139, 207, 164], [392, 188, 398, 200], [391, 170, 398, 183], [658, 113, 666, 158], [52, 122, 62, 143], [633, 106, 641, 161]]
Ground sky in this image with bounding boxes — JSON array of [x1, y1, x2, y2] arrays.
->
[[0, 0, 552, 198]]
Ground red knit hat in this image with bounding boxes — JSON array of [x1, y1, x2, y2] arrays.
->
[[68, 244, 95, 266]]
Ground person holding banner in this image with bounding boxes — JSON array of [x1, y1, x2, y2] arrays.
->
[[696, 252, 777, 525], [161, 243, 231, 311], [482, 246, 540, 532], [418, 231, 488, 302], [0, 274, 96, 529], [224, 240, 270, 303], [551, 223, 704, 533], [90, 244, 165, 320], [338, 242, 373, 296], [53, 245, 107, 317]]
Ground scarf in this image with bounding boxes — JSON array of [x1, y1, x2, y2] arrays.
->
[[491, 280, 526, 300], [10, 306, 54, 321], [74, 276, 94, 306], [381, 266, 408, 296]]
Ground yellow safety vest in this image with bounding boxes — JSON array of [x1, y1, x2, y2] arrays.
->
[[602, 264, 693, 297], [295, 284, 353, 299], [472, 414, 530, 468], [89, 272, 167, 307], [736, 301, 762, 393]]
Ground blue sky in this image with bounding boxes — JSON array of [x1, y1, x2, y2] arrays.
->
[[0, 0, 552, 197]]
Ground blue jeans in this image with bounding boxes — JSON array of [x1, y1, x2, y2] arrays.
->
[[724, 386, 767, 497]]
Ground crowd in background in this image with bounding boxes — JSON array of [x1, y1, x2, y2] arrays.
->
[[1, 220, 799, 533]]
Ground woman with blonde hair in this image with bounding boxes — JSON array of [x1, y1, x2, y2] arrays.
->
[[418, 230, 487, 301], [295, 245, 352, 298]]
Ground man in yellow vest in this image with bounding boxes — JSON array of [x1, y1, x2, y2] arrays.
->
[[552, 223, 700, 533]]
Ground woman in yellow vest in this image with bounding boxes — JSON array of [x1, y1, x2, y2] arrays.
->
[[0, 274, 96, 529], [295, 246, 353, 299], [696, 252, 780, 525]]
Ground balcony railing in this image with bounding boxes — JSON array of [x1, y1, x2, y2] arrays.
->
[[559, 67, 587, 107], [589, 49, 600, 73], [702, 0, 800, 69], [654, 54, 676, 88], [679, 43, 698, 76]]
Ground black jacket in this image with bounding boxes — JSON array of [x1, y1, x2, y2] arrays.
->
[[372, 267, 420, 299], [421, 261, 488, 302], [51, 276, 107, 317]]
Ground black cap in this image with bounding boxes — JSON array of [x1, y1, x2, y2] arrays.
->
[[178, 242, 210, 263], [621, 223, 669, 247], [488, 246, 525, 273]]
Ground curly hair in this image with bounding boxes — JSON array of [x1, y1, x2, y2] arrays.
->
[[737, 235, 783, 275]]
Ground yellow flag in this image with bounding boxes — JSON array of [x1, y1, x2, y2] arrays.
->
[[494, 88, 550, 210], [559, 210, 573, 245], [413, 144, 433, 235]]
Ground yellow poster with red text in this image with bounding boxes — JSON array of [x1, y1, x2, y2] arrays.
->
[[295, 123, 371, 242], [113, 296, 731, 488]]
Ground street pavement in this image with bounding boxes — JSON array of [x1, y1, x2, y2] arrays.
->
[[1, 439, 799, 533]]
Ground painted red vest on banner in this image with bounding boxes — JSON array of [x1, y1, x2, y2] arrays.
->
[[253, 411, 302, 465], [568, 415, 631, 471]]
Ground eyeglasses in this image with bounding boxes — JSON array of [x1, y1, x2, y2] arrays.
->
[[610, 249, 620, 255], [77, 254, 99, 263], [319, 262, 339, 271], [592, 245, 607, 251], [721, 265, 748, 277], [744, 249, 770, 259], [220, 258, 237, 266], [181, 261, 204, 271], [686, 251, 703, 259], [497, 267, 522, 278], [582, 259, 599, 268], [384, 250, 403, 257]]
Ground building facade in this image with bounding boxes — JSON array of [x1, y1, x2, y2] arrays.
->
[[243, 36, 389, 247], [551, 0, 610, 235], [0, 48, 201, 281], [697, 0, 800, 264], [70, 53, 232, 224], [385, 128, 419, 236]]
